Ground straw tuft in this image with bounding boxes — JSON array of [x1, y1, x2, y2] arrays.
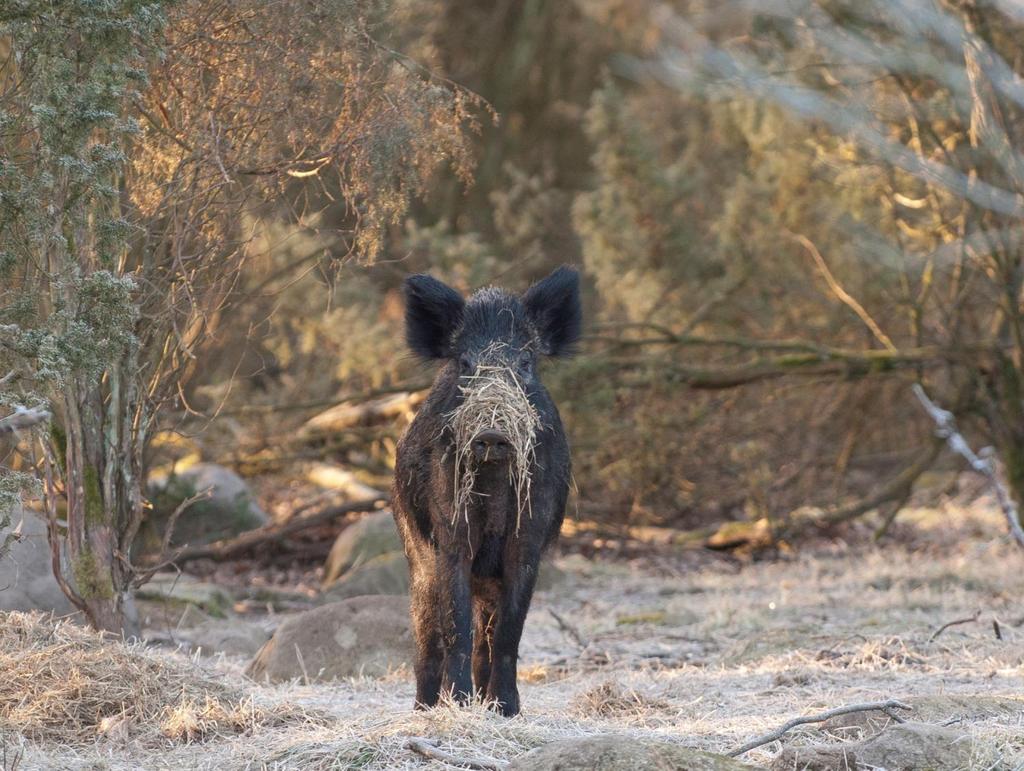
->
[[448, 341, 542, 532], [0, 611, 306, 746]]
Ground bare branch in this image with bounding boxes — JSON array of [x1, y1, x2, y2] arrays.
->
[[0, 406, 51, 434], [677, 266, 751, 336], [728, 699, 912, 757], [651, 13, 1024, 217], [166, 382, 432, 419], [127, 486, 217, 584], [159, 488, 212, 557], [622, 348, 946, 391], [912, 384, 1024, 549], [810, 439, 942, 530], [789, 232, 897, 352]]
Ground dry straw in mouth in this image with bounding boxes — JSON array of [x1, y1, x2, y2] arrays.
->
[[448, 342, 542, 533]]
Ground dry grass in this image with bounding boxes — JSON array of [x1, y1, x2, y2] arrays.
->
[[0, 612, 308, 747], [7, 495, 1024, 769], [449, 341, 542, 532], [570, 680, 671, 718]]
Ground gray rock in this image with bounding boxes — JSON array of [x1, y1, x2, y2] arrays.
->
[[322, 511, 402, 586], [769, 745, 856, 771], [509, 737, 759, 771], [855, 722, 975, 770], [0, 510, 75, 615], [773, 722, 977, 771], [824, 695, 1022, 740], [137, 574, 234, 617], [246, 595, 413, 682], [321, 550, 566, 602], [182, 617, 272, 658], [141, 463, 268, 551], [323, 551, 409, 601]]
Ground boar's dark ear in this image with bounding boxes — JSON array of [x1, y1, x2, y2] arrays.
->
[[522, 266, 582, 356], [403, 274, 465, 359]]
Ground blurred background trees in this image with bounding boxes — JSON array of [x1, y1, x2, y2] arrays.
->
[[4, 0, 1024, 629], [0, 0, 475, 631], [199, 0, 984, 533]]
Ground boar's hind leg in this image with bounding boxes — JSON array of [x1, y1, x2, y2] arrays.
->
[[471, 578, 500, 698], [439, 553, 474, 704], [486, 547, 542, 717], [409, 561, 443, 709]]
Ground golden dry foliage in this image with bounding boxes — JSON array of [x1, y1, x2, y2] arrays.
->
[[0, 611, 309, 744], [127, 0, 481, 412], [133, 0, 477, 246]]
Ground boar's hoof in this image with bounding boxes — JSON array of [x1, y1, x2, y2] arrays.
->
[[489, 688, 521, 717]]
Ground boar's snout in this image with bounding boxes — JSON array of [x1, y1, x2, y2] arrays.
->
[[471, 429, 511, 463]]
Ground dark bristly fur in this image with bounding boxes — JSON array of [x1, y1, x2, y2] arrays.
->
[[403, 274, 466, 359], [521, 266, 583, 357], [393, 267, 582, 717]]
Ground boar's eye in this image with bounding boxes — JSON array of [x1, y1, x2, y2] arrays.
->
[[517, 351, 533, 374], [459, 355, 473, 375]]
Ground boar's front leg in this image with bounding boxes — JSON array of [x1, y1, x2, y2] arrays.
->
[[408, 554, 443, 709], [438, 551, 474, 703], [486, 543, 542, 716]]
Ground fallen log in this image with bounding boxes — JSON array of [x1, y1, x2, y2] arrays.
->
[[149, 496, 388, 565], [305, 463, 386, 499], [300, 390, 425, 436]]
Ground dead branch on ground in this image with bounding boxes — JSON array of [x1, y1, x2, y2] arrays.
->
[[143, 496, 387, 565], [778, 440, 941, 539], [928, 610, 981, 642], [166, 382, 432, 419], [404, 738, 507, 771], [300, 390, 425, 436], [727, 699, 912, 757], [305, 463, 386, 499]]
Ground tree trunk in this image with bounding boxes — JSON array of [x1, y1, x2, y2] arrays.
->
[[52, 360, 145, 637]]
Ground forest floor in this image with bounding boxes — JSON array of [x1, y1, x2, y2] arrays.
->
[[5, 496, 1024, 770]]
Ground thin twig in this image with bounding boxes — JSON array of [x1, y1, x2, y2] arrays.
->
[[929, 610, 981, 642], [127, 488, 214, 587], [789, 231, 897, 352], [912, 384, 1024, 549], [404, 738, 507, 771], [160, 488, 213, 557], [727, 699, 912, 756], [548, 607, 588, 649]]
